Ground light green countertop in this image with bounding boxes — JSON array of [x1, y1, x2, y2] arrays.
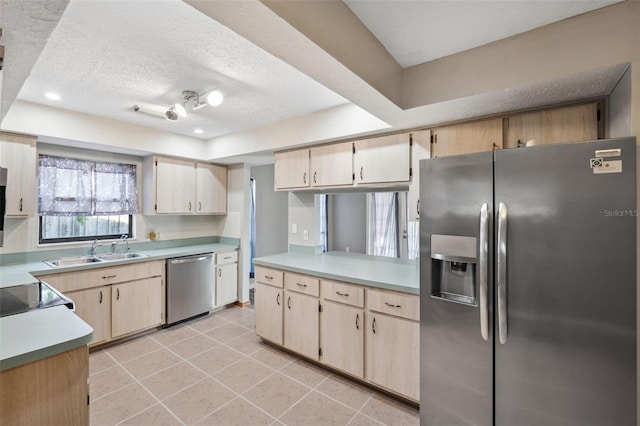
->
[[253, 251, 420, 294], [0, 242, 239, 371]]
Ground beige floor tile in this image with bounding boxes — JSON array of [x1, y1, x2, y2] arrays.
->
[[280, 359, 331, 388], [205, 323, 250, 343], [197, 397, 274, 426], [152, 324, 198, 346], [316, 374, 374, 411], [217, 306, 253, 321], [107, 336, 163, 363], [347, 413, 385, 426], [119, 403, 182, 426], [90, 365, 135, 401], [360, 394, 419, 426], [90, 350, 116, 376], [122, 348, 182, 380], [164, 378, 236, 424], [250, 346, 296, 370], [225, 331, 266, 355], [188, 314, 229, 333], [189, 344, 244, 375], [235, 313, 255, 330], [214, 357, 274, 393], [141, 361, 206, 400], [89, 383, 156, 426], [243, 372, 310, 418], [280, 391, 356, 426], [167, 334, 218, 359]]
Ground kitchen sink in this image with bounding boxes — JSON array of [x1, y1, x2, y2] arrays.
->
[[97, 252, 148, 261], [44, 256, 105, 268]]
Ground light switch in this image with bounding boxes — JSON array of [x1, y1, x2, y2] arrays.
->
[[292, 223, 298, 234], [303, 230, 309, 241]]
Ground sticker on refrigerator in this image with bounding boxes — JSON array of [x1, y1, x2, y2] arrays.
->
[[592, 159, 622, 174], [595, 148, 622, 158]]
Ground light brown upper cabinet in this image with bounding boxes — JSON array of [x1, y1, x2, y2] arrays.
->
[[310, 142, 354, 188], [196, 163, 227, 214], [353, 134, 411, 185], [408, 130, 431, 221], [0, 133, 37, 217], [432, 118, 503, 158], [274, 148, 310, 190], [505, 103, 599, 149]]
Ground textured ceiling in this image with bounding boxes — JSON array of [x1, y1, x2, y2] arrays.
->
[[345, 0, 623, 68], [16, 0, 348, 140]]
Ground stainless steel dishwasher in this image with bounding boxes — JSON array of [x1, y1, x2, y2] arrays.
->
[[166, 253, 213, 325]]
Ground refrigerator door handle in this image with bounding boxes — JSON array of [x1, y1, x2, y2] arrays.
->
[[479, 203, 489, 341], [497, 202, 508, 344]]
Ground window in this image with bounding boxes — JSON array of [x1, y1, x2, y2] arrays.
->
[[38, 155, 137, 244], [318, 194, 329, 252], [366, 191, 419, 261]]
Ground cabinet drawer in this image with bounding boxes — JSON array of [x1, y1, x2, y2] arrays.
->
[[40, 260, 165, 293], [285, 272, 319, 297], [215, 250, 238, 265], [367, 288, 419, 321], [321, 280, 364, 308], [255, 266, 284, 288]]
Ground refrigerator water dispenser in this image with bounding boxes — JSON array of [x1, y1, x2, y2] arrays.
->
[[430, 234, 478, 306]]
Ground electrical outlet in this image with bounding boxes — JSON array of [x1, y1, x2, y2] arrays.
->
[[303, 230, 309, 241], [292, 223, 298, 234]]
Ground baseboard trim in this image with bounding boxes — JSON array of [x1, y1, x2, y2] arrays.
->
[[235, 300, 251, 308]]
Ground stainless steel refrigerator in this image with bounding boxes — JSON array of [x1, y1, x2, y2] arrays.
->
[[419, 138, 636, 425]]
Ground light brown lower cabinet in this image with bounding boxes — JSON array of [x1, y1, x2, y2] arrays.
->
[[112, 277, 163, 338], [320, 300, 364, 378], [0, 345, 88, 426], [254, 282, 283, 345], [67, 286, 111, 346], [365, 313, 420, 401], [284, 290, 319, 361]]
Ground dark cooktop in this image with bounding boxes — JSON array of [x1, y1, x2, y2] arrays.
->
[[0, 281, 74, 317]]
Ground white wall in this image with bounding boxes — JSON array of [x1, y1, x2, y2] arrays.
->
[[251, 164, 288, 257], [329, 193, 367, 254], [287, 192, 318, 249]]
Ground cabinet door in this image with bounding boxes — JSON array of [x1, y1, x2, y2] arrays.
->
[[274, 149, 310, 190], [365, 313, 420, 401], [310, 143, 353, 187], [155, 158, 196, 214], [255, 282, 283, 344], [215, 263, 238, 306], [284, 291, 319, 360], [196, 163, 227, 214], [0, 135, 36, 217], [68, 286, 111, 346], [320, 301, 364, 378], [354, 134, 410, 185], [111, 277, 163, 338], [505, 103, 598, 149], [408, 130, 431, 221], [433, 118, 502, 158]]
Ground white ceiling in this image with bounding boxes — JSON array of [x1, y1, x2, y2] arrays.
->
[[345, 0, 623, 68], [3, 0, 627, 150]]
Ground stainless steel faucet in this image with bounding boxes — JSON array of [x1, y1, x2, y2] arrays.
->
[[89, 239, 100, 256], [120, 234, 130, 252]]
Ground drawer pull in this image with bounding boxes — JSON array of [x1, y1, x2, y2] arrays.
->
[[99, 290, 103, 304], [335, 291, 349, 297], [264, 275, 273, 280], [355, 313, 359, 330], [385, 302, 402, 308], [372, 317, 377, 334], [296, 283, 307, 288], [102, 275, 117, 279], [224, 256, 232, 260]]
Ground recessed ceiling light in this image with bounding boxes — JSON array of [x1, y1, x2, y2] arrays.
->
[[194, 128, 203, 135], [45, 92, 61, 101]]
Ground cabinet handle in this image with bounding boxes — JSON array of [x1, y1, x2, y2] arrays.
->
[[116, 288, 120, 300], [296, 282, 307, 288], [313, 171, 317, 184], [287, 296, 291, 310], [417, 199, 420, 215], [384, 302, 402, 308], [360, 166, 363, 180], [188, 202, 192, 211], [102, 275, 117, 279], [218, 268, 222, 277], [224, 256, 232, 260], [264, 275, 273, 280], [99, 290, 103, 304], [198, 201, 202, 211], [335, 291, 349, 297], [355, 313, 359, 330], [19, 198, 23, 212], [303, 172, 307, 184], [276, 293, 280, 306], [372, 317, 377, 334]]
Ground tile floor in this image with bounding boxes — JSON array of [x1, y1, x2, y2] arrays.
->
[[89, 306, 419, 426]]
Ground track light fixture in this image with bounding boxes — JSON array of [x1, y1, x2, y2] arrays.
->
[[133, 88, 224, 122]]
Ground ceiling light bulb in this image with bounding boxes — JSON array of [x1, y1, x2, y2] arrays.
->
[[174, 103, 187, 118], [45, 92, 61, 101], [194, 128, 203, 135], [206, 90, 223, 106], [165, 108, 179, 121]]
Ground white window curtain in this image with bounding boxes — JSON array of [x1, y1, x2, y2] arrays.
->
[[368, 192, 399, 257], [318, 194, 328, 252], [38, 155, 138, 216]]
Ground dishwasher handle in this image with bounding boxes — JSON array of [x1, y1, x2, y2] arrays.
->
[[169, 254, 212, 265]]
